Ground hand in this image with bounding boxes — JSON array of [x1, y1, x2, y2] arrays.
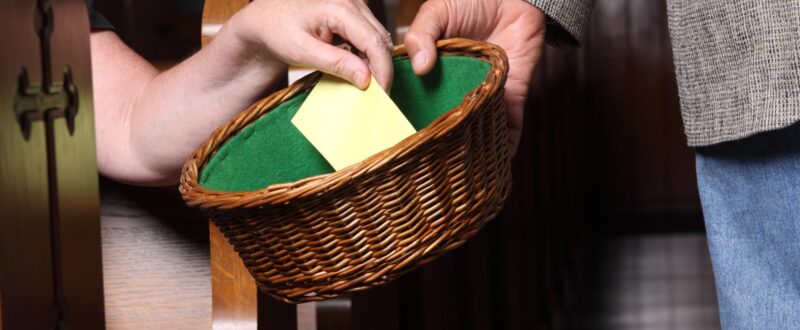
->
[[226, 0, 394, 89], [91, 0, 395, 185], [405, 0, 546, 156]]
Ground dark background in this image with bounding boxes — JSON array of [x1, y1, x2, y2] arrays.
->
[[93, 0, 703, 328]]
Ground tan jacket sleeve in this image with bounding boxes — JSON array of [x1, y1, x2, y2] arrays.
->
[[526, 0, 594, 47]]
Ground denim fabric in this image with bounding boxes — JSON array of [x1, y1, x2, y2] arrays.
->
[[695, 122, 800, 329]]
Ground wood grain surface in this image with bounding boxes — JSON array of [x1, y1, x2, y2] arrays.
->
[[209, 222, 258, 329], [49, 1, 107, 327], [99, 178, 211, 329], [0, 0, 56, 319]]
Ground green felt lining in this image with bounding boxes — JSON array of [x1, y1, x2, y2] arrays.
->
[[199, 56, 490, 192]]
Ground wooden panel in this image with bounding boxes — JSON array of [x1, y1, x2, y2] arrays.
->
[[658, 0, 697, 212], [1, 0, 105, 326], [1, 0, 64, 328], [628, 0, 668, 211], [256, 294, 297, 330], [49, 0, 106, 328], [316, 295, 351, 330], [587, 0, 636, 217], [210, 222, 258, 329], [94, 0, 202, 61], [197, 2, 300, 329], [352, 282, 399, 330], [586, 0, 700, 232], [209, 209, 299, 330], [393, 0, 424, 43]]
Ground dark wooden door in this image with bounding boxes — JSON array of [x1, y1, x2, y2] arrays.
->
[[0, 3, 53, 327], [0, 0, 104, 328]]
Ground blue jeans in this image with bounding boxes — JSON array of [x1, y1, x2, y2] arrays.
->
[[695, 122, 800, 329]]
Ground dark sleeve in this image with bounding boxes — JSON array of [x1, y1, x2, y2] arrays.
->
[[527, 0, 595, 47], [87, 0, 114, 30]]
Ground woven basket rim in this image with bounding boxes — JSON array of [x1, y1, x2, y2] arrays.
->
[[179, 38, 509, 209]]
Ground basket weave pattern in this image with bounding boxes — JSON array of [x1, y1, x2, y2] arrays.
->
[[180, 39, 511, 303]]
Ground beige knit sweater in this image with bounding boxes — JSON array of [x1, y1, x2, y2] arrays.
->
[[527, 0, 800, 146]]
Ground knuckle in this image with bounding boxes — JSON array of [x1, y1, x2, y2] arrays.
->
[[332, 56, 351, 76], [323, 9, 346, 31], [368, 41, 390, 56], [324, 2, 349, 18], [370, 34, 386, 48], [418, 1, 439, 12], [330, 0, 354, 9], [404, 31, 423, 44]]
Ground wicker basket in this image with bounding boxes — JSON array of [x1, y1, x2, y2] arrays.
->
[[179, 38, 511, 303]]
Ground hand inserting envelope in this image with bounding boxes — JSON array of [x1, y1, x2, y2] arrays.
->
[[291, 74, 417, 170]]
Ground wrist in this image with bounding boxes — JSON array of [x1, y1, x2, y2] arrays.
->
[[217, 12, 276, 66], [185, 21, 288, 110], [507, 0, 547, 38], [206, 17, 287, 80]]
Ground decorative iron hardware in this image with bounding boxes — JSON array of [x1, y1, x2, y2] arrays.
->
[[13, 0, 79, 140]]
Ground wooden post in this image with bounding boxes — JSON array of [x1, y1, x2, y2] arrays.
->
[[201, 2, 306, 329], [393, 0, 425, 43], [209, 223, 259, 328], [0, 0, 105, 328]]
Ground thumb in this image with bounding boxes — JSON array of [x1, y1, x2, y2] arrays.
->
[[404, 1, 448, 75], [504, 76, 531, 159]]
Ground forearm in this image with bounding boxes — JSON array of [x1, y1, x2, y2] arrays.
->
[[94, 0, 394, 186], [92, 27, 285, 186]]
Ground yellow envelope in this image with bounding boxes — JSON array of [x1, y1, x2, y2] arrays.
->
[[291, 74, 416, 170]]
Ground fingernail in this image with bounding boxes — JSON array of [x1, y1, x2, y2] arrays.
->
[[384, 30, 393, 44], [354, 71, 368, 88], [413, 52, 427, 68]]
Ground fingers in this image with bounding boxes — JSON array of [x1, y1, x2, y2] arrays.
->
[[296, 36, 373, 88], [325, 2, 394, 90], [241, 0, 394, 90], [353, 1, 394, 90], [354, 0, 392, 47], [361, 40, 394, 91], [505, 97, 524, 158], [404, 0, 447, 75], [504, 74, 533, 158]]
